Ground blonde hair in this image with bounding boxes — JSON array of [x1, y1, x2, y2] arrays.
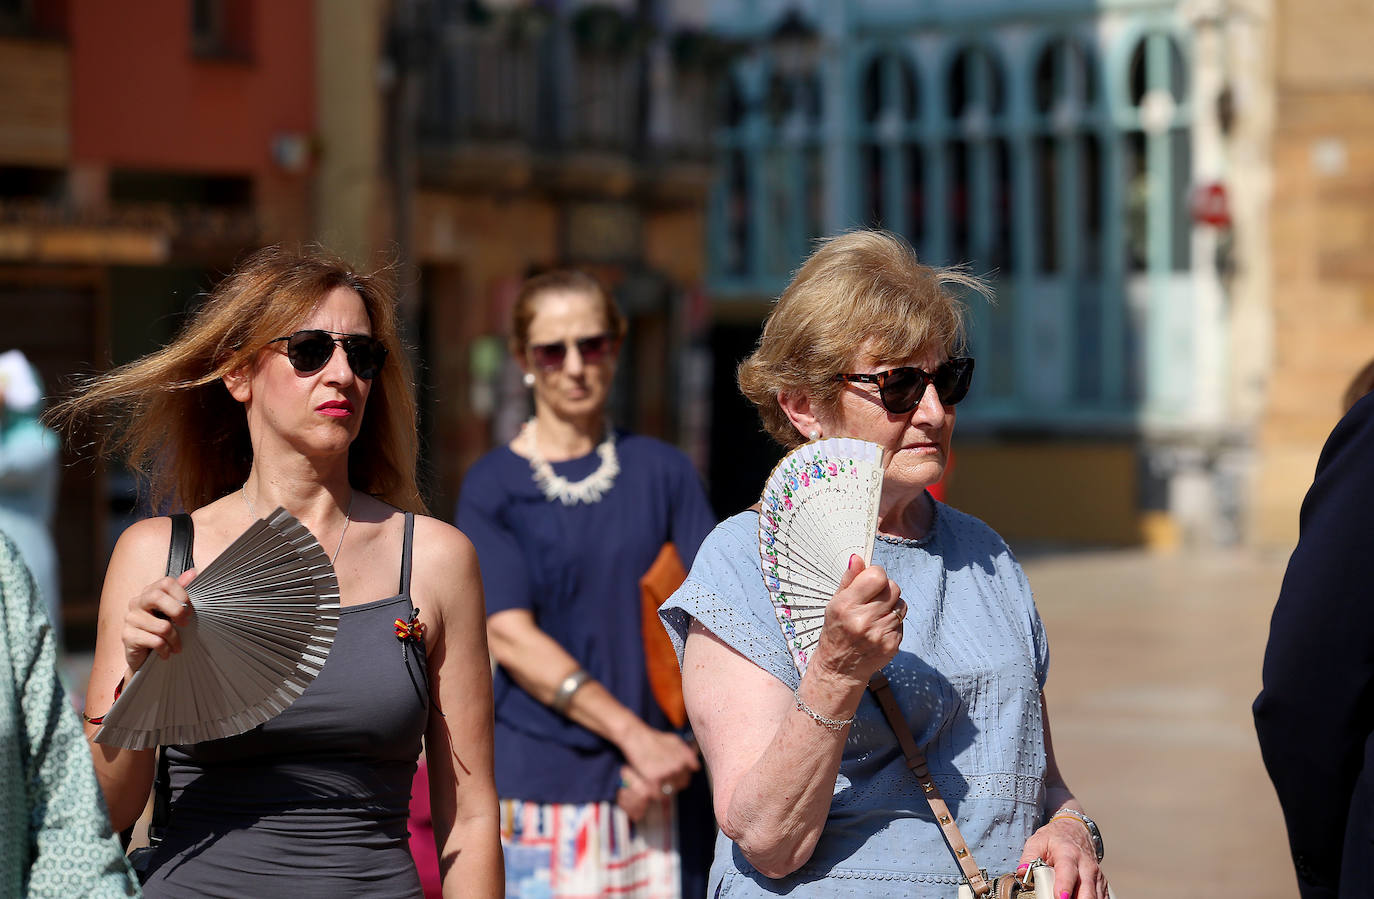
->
[[47, 246, 424, 513], [508, 269, 627, 358], [738, 229, 987, 448]]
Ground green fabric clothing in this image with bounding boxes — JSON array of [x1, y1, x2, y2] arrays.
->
[[0, 531, 138, 897]]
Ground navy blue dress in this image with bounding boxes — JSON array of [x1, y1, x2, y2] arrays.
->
[[1255, 391, 1374, 896], [457, 432, 716, 888]]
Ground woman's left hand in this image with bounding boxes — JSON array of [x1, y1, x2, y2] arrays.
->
[[614, 765, 654, 822], [1017, 816, 1108, 899]]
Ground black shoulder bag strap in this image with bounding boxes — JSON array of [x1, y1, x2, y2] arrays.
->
[[147, 512, 194, 847]]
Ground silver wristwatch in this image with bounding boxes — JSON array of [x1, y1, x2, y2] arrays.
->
[[1052, 808, 1104, 861]]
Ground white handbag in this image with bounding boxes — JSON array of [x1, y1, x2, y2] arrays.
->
[[955, 860, 1055, 899], [957, 863, 1118, 899]]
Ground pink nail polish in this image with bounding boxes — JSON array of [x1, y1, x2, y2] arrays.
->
[[1016, 863, 1028, 873], [1060, 892, 1070, 899]]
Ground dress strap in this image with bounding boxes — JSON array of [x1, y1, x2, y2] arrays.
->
[[399, 511, 415, 597], [166, 513, 194, 577]]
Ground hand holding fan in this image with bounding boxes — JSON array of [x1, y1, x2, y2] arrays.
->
[[94, 508, 341, 750], [758, 437, 884, 674]]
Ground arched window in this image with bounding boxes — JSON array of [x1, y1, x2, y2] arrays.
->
[[858, 50, 919, 240], [1031, 36, 1101, 276], [944, 43, 1011, 271], [761, 67, 824, 277], [1123, 32, 1190, 274]]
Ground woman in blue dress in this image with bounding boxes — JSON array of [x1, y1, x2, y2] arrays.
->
[[458, 270, 717, 898], [660, 230, 1110, 898], [52, 248, 503, 897]]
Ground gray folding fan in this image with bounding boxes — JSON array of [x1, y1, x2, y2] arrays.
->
[[94, 508, 340, 749]]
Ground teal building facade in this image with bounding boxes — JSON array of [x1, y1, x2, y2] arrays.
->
[[702, 0, 1264, 546]]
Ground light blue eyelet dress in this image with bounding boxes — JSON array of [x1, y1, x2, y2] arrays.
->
[[659, 502, 1051, 897]]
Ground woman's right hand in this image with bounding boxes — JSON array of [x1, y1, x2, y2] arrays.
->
[[618, 723, 700, 800], [810, 554, 905, 687], [122, 568, 197, 674]]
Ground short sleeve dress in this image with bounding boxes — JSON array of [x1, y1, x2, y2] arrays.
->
[[660, 503, 1051, 898]]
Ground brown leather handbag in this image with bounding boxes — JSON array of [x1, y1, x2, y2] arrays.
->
[[640, 542, 688, 729]]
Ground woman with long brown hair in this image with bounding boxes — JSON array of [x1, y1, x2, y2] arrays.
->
[[51, 247, 502, 897]]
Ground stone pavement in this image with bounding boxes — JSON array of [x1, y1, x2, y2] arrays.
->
[[1021, 547, 1296, 898]]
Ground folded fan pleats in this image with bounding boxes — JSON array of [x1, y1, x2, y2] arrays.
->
[[95, 508, 341, 750], [758, 438, 884, 676]]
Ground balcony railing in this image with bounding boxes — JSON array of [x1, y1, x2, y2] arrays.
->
[[420, 24, 540, 145], [417, 16, 717, 174]]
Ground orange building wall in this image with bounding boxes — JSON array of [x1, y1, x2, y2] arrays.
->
[[68, 0, 313, 173]]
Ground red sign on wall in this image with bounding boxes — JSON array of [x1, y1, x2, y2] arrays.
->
[[1190, 182, 1231, 228]]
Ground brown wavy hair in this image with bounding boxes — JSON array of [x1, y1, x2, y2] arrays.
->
[[738, 229, 987, 448], [508, 269, 627, 358], [46, 246, 424, 513]]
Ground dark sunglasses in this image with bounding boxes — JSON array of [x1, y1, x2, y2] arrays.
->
[[528, 333, 615, 371], [268, 329, 388, 380], [834, 357, 975, 413]]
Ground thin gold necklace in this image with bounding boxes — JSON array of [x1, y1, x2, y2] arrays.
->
[[242, 485, 354, 565]]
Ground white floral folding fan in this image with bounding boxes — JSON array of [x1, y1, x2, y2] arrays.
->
[[758, 437, 884, 674], [94, 508, 340, 750]]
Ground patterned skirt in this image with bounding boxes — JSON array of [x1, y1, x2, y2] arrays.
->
[[499, 797, 680, 899]]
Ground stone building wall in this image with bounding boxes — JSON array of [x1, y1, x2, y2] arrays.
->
[[1251, 0, 1374, 545]]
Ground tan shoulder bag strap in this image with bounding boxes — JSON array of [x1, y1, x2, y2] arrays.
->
[[868, 671, 991, 897]]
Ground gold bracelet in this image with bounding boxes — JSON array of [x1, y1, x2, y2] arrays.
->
[[81, 676, 125, 725], [1050, 812, 1093, 839]]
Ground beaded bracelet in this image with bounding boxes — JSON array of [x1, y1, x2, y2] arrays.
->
[[793, 690, 853, 732]]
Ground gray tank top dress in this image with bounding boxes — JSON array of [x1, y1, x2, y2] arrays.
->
[[140, 512, 430, 898]]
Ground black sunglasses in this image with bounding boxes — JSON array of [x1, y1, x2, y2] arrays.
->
[[834, 357, 975, 413], [528, 333, 615, 372], [268, 330, 388, 380]]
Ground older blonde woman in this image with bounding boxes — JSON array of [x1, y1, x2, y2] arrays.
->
[[660, 230, 1108, 898]]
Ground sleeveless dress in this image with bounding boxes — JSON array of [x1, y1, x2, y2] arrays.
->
[[140, 513, 430, 898]]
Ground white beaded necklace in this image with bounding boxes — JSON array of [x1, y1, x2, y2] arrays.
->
[[524, 417, 619, 506]]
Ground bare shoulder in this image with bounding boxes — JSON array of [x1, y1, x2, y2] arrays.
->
[[411, 513, 478, 566], [110, 515, 175, 571], [100, 515, 178, 610], [409, 514, 482, 614]]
